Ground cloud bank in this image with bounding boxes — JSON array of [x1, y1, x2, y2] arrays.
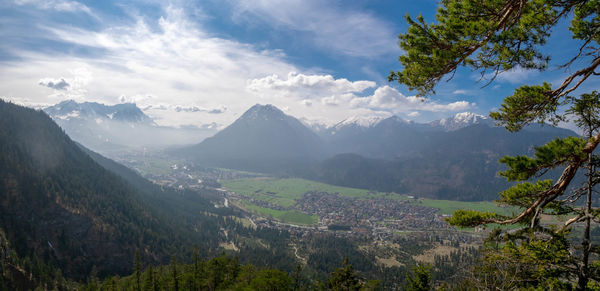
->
[[1, 2, 474, 128]]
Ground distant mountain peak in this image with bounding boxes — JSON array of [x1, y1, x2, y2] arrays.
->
[[299, 117, 330, 133], [178, 103, 324, 172], [449, 112, 487, 123], [45, 100, 153, 124], [384, 115, 410, 124], [241, 104, 286, 121], [431, 112, 489, 131], [248, 103, 283, 113], [333, 115, 386, 130]]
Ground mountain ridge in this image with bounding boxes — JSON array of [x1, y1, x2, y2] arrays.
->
[[176, 104, 576, 200], [177, 104, 326, 172], [43, 100, 217, 155], [45, 99, 154, 124]]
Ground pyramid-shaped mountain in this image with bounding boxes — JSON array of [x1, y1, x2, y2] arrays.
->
[[180, 104, 325, 172]]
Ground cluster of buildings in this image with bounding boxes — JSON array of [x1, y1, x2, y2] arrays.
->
[[295, 191, 452, 239]]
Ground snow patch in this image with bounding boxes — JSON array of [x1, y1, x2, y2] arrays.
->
[[56, 110, 80, 120], [431, 112, 488, 131], [333, 115, 385, 130]]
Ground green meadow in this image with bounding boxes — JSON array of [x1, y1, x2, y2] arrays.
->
[[222, 177, 378, 207], [223, 177, 516, 226], [239, 201, 318, 225]]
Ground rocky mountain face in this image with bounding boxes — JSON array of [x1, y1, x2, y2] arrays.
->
[[44, 100, 216, 155]]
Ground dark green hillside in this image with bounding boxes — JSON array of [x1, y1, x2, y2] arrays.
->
[[0, 100, 221, 280], [80, 145, 238, 219]]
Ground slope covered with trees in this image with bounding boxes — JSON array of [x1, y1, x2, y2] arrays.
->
[[0, 99, 233, 282]]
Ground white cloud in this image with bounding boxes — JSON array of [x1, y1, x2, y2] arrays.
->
[[230, 0, 398, 57], [452, 89, 468, 95], [0, 5, 297, 127], [247, 73, 473, 123], [13, 0, 93, 15], [350, 86, 473, 113], [33, 68, 92, 102], [39, 77, 70, 90], [479, 66, 539, 84], [407, 111, 420, 117], [143, 104, 228, 114], [321, 95, 341, 106], [1, 3, 474, 129], [301, 99, 312, 107], [247, 72, 375, 99]]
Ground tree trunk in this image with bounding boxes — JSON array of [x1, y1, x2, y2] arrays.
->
[[577, 132, 594, 291]]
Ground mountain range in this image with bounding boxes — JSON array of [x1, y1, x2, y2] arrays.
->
[[175, 104, 576, 201], [44, 100, 218, 155], [42, 100, 577, 201]]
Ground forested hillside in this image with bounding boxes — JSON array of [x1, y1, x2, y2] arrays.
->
[[0, 99, 226, 280]]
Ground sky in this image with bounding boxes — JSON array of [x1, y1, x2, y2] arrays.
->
[[0, 0, 596, 130]]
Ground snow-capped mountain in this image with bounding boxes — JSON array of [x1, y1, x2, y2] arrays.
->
[[43, 100, 216, 155], [430, 112, 492, 131], [45, 100, 154, 124], [299, 117, 330, 134], [332, 115, 387, 131], [171, 103, 576, 201]]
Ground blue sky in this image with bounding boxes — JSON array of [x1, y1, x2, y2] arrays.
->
[[0, 0, 595, 129]]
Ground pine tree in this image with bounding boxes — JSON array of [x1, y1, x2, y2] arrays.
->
[[143, 264, 156, 291], [567, 91, 600, 289], [405, 264, 432, 291], [390, 0, 600, 289], [134, 250, 142, 291], [327, 258, 361, 291], [170, 257, 179, 291], [193, 246, 200, 290]]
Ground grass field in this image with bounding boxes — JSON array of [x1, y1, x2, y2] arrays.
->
[[224, 177, 518, 226], [240, 201, 318, 225], [222, 178, 379, 207], [135, 156, 175, 176], [415, 199, 519, 216]]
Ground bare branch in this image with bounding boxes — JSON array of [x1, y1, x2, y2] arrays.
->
[[552, 56, 600, 100], [560, 214, 585, 232], [559, 39, 592, 69]]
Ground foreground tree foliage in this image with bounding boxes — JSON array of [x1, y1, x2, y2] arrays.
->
[[405, 264, 433, 291], [81, 254, 379, 291], [391, 0, 599, 289]]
